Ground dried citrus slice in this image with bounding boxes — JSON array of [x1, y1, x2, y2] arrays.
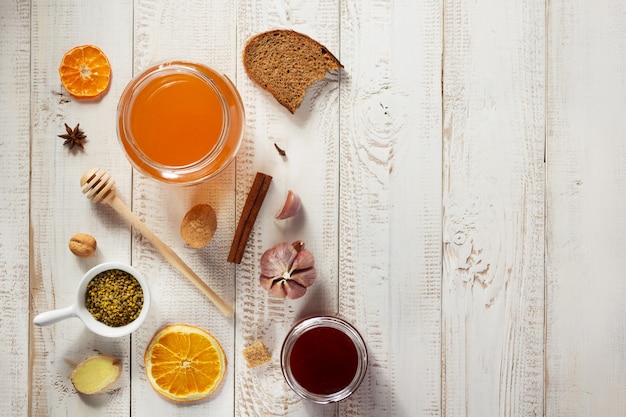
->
[[144, 324, 226, 402], [59, 45, 111, 98]]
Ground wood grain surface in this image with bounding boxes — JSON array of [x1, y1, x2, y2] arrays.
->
[[546, 0, 626, 415], [442, 0, 545, 416], [1, 0, 625, 416]]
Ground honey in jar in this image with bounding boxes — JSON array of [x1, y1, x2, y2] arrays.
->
[[117, 62, 244, 185]]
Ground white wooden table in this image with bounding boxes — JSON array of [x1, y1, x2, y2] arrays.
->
[[2, 0, 626, 416]]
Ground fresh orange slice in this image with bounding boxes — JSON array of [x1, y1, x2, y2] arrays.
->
[[58, 45, 111, 98], [144, 324, 226, 402]]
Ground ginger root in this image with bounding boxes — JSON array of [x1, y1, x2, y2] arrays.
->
[[70, 355, 121, 394]]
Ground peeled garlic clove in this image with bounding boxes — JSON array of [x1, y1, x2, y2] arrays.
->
[[275, 190, 302, 220]]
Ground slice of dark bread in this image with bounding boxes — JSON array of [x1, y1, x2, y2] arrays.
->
[[243, 30, 343, 113]]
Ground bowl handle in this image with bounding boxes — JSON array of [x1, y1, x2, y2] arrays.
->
[[33, 305, 77, 327]]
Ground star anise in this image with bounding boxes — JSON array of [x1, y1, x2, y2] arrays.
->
[[58, 123, 86, 149]]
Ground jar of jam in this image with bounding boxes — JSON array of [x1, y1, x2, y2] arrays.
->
[[280, 316, 368, 403]]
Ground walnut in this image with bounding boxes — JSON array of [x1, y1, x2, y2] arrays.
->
[[69, 233, 97, 257]]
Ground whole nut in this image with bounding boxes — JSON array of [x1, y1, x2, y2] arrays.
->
[[69, 233, 97, 257], [180, 204, 217, 249]]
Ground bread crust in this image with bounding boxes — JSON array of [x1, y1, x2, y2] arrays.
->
[[243, 29, 343, 113]]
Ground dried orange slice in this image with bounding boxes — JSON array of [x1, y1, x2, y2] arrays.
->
[[144, 324, 226, 402], [58, 45, 111, 98]]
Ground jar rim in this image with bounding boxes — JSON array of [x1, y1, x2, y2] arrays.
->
[[280, 315, 368, 404]]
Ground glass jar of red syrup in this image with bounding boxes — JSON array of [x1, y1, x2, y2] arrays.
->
[[280, 316, 368, 404]]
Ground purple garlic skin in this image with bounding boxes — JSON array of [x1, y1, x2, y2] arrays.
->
[[259, 241, 316, 299], [275, 190, 302, 220]]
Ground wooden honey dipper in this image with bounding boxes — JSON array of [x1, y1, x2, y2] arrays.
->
[[80, 168, 233, 317]]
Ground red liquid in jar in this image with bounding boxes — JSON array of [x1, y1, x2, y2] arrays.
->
[[289, 326, 359, 395]]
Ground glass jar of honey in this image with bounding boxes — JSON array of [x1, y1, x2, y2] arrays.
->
[[280, 316, 368, 404], [117, 62, 244, 185]]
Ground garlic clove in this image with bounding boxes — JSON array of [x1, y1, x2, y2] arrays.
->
[[284, 281, 307, 299], [275, 190, 302, 220], [259, 275, 275, 292], [291, 249, 315, 271], [260, 242, 296, 277], [268, 281, 289, 298], [290, 268, 317, 288]]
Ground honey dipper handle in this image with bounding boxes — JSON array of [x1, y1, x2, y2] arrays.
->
[[107, 195, 234, 317]]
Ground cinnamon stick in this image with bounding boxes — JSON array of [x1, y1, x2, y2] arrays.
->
[[228, 172, 272, 263]]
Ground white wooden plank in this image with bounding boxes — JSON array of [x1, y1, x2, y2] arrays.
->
[[384, 2, 443, 415], [235, 1, 341, 416], [130, 1, 238, 415], [338, 0, 442, 415], [546, 0, 626, 415], [441, 0, 545, 415], [0, 1, 31, 416], [29, 1, 133, 415]]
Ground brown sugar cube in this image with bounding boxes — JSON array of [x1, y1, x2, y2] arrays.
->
[[242, 340, 271, 368]]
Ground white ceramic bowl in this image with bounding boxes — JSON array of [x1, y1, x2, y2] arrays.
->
[[34, 262, 151, 337]]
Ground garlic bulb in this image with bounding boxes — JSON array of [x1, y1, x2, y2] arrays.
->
[[275, 190, 302, 220], [259, 241, 316, 299]]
